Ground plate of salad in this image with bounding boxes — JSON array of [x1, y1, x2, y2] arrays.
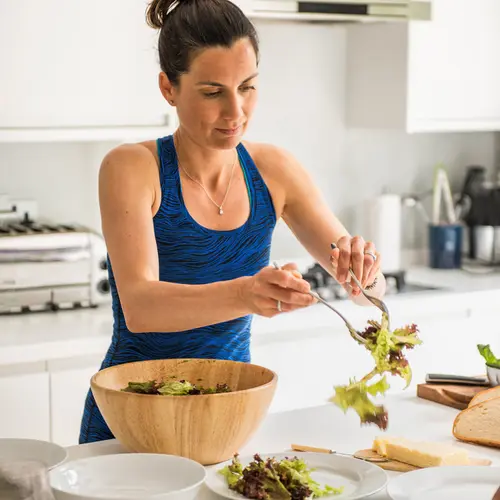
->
[[206, 452, 388, 500]]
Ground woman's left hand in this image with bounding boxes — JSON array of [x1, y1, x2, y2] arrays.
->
[[330, 235, 380, 296]]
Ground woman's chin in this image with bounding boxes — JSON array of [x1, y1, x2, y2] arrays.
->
[[210, 130, 244, 148]]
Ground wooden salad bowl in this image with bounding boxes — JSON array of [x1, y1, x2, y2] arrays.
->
[[91, 358, 277, 465]]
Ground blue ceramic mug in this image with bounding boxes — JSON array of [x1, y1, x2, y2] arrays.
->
[[428, 224, 463, 269]]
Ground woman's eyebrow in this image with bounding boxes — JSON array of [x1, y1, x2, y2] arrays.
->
[[196, 72, 259, 87]]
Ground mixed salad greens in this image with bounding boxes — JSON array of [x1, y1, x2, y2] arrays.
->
[[122, 379, 231, 395], [478, 344, 500, 368], [219, 454, 343, 499], [329, 312, 422, 430]]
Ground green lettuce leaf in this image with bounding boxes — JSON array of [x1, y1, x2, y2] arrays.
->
[[219, 455, 243, 488], [366, 376, 391, 396], [478, 344, 500, 368], [396, 364, 412, 388], [277, 458, 344, 497], [121, 380, 159, 394], [157, 380, 194, 395], [330, 377, 389, 430], [369, 328, 395, 371]]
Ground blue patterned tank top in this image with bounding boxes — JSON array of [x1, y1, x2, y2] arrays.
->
[[79, 135, 276, 443]]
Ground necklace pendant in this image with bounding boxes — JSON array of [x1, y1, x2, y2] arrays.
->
[[219, 207, 224, 215]]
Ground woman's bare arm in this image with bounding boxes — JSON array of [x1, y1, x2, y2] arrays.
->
[[250, 143, 386, 302]]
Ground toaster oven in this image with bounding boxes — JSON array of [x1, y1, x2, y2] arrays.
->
[[0, 197, 111, 314]]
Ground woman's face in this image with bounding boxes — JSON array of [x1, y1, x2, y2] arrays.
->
[[161, 37, 259, 150]]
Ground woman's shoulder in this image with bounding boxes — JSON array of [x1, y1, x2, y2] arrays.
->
[[101, 140, 157, 167], [100, 141, 159, 179], [242, 140, 305, 183], [242, 141, 298, 174], [99, 140, 162, 205]]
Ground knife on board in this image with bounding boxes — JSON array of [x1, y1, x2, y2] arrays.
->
[[425, 373, 489, 386]]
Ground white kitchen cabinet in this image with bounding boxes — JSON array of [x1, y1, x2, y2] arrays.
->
[[0, 0, 172, 129], [0, 363, 50, 441], [346, 0, 500, 132], [49, 355, 103, 447]]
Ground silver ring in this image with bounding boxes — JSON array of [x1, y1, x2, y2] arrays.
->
[[364, 251, 377, 261], [277, 300, 282, 312]]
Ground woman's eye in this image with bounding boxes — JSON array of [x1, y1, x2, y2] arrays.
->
[[202, 86, 255, 98]]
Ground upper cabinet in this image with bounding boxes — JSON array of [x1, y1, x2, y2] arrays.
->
[[0, 0, 175, 133], [345, 0, 500, 133]]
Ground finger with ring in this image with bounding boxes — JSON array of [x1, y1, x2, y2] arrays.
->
[[364, 251, 377, 261]]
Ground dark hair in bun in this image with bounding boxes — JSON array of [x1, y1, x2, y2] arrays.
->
[[145, 0, 259, 85]]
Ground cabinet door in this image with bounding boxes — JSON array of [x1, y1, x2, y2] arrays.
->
[[408, 0, 500, 129], [0, 365, 50, 441], [0, 0, 169, 128], [49, 356, 103, 447]]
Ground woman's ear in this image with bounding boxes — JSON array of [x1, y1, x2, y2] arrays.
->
[[159, 72, 176, 106]]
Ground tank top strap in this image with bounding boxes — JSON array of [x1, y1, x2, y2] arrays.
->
[[156, 135, 179, 195], [236, 142, 277, 226]]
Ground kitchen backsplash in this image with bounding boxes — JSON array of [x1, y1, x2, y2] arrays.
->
[[1, 21, 498, 261]]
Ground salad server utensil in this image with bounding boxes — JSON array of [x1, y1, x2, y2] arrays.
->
[[272, 262, 367, 345]]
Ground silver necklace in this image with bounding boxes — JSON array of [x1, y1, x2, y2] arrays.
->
[[177, 148, 237, 216]]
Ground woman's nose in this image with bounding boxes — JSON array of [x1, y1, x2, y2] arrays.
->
[[222, 94, 244, 122]]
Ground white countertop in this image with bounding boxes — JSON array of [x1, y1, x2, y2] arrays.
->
[[1, 266, 500, 366], [65, 392, 500, 500]]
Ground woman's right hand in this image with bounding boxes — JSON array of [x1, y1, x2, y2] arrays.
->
[[240, 263, 316, 317]]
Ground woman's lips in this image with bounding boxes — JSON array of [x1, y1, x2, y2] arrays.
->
[[216, 126, 242, 136]]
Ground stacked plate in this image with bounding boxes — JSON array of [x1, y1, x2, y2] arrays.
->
[[387, 466, 500, 500], [0, 439, 206, 500], [0, 438, 67, 469], [49, 453, 207, 500]]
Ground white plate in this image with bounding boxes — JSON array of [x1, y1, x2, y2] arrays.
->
[[49, 453, 207, 500], [387, 466, 500, 500], [205, 452, 388, 500], [0, 438, 67, 469]]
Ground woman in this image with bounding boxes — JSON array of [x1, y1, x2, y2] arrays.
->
[[79, 0, 386, 444]]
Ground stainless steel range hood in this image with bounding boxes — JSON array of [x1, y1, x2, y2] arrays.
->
[[246, 0, 432, 23]]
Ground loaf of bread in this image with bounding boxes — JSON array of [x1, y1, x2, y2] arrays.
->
[[468, 385, 500, 408], [453, 392, 500, 448]]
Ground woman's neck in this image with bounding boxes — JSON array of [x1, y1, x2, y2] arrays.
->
[[174, 129, 236, 187]]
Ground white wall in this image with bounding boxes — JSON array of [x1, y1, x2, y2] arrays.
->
[[1, 21, 498, 262], [1, 142, 98, 227]]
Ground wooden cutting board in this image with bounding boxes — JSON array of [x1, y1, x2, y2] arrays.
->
[[417, 382, 490, 410], [354, 449, 492, 472]]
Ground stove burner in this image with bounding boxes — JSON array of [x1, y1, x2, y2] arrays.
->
[[0, 221, 79, 237], [302, 263, 417, 301]]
